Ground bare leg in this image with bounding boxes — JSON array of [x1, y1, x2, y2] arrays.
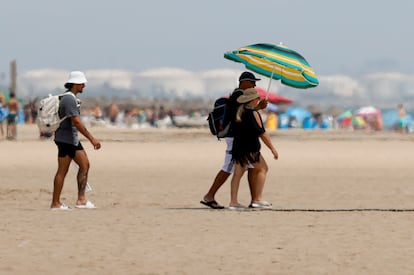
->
[[250, 155, 268, 203], [229, 163, 247, 206], [12, 124, 17, 139], [6, 123, 11, 139], [248, 168, 256, 201], [51, 155, 72, 208], [71, 161, 92, 192], [203, 170, 230, 202], [73, 150, 90, 205], [204, 138, 233, 203]]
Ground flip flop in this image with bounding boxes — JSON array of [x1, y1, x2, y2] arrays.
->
[[228, 204, 246, 210], [75, 200, 96, 209], [200, 200, 224, 209], [249, 201, 272, 209], [50, 203, 71, 211]]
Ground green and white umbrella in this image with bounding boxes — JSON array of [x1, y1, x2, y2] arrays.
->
[[224, 43, 319, 90]]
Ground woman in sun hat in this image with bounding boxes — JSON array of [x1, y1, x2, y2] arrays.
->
[[50, 71, 101, 210], [229, 87, 279, 209]]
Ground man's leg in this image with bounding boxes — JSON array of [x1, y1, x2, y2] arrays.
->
[[203, 170, 230, 202], [6, 120, 11, 139], [51, 155, 72, 208], [12, 123, 17, 139], [73, 150, 90, 205], [202, 138, 233, 204]]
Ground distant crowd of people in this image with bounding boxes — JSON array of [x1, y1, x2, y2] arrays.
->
[[1, 78, 412, 142], [87, 103, 174, 128]]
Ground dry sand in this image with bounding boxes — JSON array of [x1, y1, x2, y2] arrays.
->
[[1, 124, 414, 274]]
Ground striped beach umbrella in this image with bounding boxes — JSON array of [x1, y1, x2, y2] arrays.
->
[[224, 43, 319, 90]]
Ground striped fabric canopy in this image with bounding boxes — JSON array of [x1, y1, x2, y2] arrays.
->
[[224, 43, 319, 89]]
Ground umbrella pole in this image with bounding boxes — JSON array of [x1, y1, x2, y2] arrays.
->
[[265, 65, 276, 100]]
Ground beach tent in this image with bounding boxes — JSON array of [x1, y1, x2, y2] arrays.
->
[[284, 107, 312, 128]]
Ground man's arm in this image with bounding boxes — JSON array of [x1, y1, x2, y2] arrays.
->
[[71, 116, 101, 150]]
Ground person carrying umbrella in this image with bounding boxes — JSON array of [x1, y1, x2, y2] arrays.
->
[[200, 72, 268, 209]]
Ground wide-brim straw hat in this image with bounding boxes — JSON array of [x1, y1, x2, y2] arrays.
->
[[237, 88, 260, 103]]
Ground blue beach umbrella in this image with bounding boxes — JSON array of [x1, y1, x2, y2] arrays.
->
[[224, 43, 319, 91]]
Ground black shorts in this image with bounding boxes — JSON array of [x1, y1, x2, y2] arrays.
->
[[55, 141, 84, 158]]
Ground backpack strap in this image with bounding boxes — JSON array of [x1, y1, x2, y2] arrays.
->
[[60, 91, 76, 99], [57, 91, 77, 121]]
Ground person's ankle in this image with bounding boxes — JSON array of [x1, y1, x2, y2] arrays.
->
[[203, 195, 214, 202], [76, 199, 87, 205]]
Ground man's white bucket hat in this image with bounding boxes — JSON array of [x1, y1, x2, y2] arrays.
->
[[66, 71, 87, 84]]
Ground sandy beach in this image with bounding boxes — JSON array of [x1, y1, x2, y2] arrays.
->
[[1, 124, 414, 274]]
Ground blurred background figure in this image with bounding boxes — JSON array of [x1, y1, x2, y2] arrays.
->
[[397, 104, 407, 133], [265, 110, 278, 130], [108, 102, 120, 125], [89, 103, 105, 127], [92, 104, 103, 120], [0, 93, 6, 138], [6, 93, 19, 140]]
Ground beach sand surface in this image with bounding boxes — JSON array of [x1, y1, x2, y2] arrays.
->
[[1, 125, 414, 274]]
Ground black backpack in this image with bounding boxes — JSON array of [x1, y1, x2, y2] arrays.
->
[[207, 97, 231, 139]]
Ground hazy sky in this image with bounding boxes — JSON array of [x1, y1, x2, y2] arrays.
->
[[1, 0, 413, 77]]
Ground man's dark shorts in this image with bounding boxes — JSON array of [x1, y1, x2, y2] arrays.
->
[[7, 113, 17, 124], [55, 141, 84, 158]]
